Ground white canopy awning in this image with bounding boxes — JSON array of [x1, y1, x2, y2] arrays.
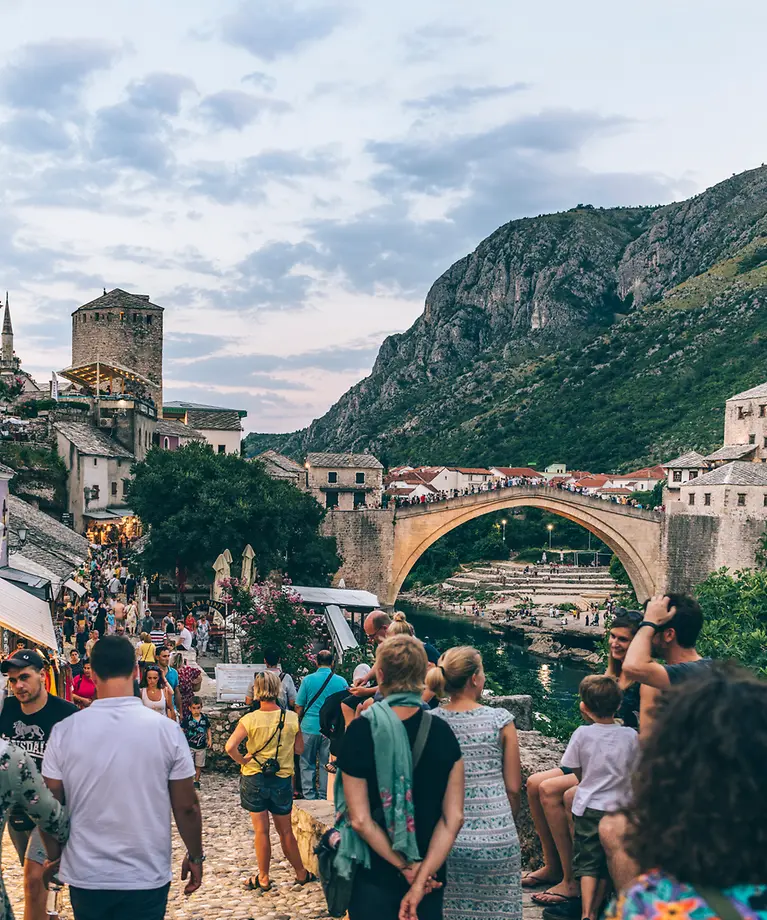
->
[[64, 578, 87, 597], [289, 586, 380, 609], [0, 577, 57, 650], [325, 605, 359, 656]]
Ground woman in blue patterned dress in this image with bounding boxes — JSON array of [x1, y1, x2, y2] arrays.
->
[[429, 646, 522, 920]]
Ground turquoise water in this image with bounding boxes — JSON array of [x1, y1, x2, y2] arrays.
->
[[398, 601, 589, 704]]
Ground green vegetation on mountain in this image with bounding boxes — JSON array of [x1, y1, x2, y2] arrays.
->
[[246, 166, 767, 474]]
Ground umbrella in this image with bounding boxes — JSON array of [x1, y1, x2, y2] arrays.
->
[[241, 544, 256, 588], [211, 552, 230, 600]]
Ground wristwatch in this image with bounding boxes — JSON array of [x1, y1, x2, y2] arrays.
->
[[638, 620, 662, 632], [187, 853, 205, 865]]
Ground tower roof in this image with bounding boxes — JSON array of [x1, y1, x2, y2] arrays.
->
[[2, 292, 12, 336], [72, 289, 164, 315]]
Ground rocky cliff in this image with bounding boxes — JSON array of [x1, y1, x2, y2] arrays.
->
[[249, 165, 767, 471]]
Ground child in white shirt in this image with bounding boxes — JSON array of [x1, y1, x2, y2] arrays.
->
[[561, 674, 639, 920]]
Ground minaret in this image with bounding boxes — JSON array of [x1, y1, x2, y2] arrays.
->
[[1, 293, 13, 368]]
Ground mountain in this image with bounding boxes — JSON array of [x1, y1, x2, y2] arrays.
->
[[245, 166, 767, 472]]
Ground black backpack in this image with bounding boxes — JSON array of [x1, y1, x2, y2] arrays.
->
[[319, 689, 351, 755]]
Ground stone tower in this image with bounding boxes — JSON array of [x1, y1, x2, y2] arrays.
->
[[71, 289, 164, 406], [1, 293, 16, 370]]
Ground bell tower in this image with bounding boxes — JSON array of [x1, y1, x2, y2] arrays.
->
[[1, 293, 18, 370]]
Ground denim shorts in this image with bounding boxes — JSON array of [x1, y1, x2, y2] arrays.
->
[[240, 773, 293, 816]]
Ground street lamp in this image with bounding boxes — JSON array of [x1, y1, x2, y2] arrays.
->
[[547, 523, 554, 549], [501, 518, 507, 543]]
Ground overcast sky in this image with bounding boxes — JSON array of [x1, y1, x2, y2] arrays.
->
[[2, 0, 766, 432]]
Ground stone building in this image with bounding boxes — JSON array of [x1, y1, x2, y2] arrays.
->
[[662, 451, 709, 502], [711, 383, 767, 464], [68, 289, 164, 407], [255, 450, 306, 486], [54, 421, 139, 538], [305, 452, 384, 510], [674, 461, 767, 517], [162, 402, 246, 455], [153, 417, 205, 451]]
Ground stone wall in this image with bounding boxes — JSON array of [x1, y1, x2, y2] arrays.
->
[[486, 694, 533, 731], [322, 508, 396, 601]]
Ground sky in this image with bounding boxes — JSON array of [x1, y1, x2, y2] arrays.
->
[[2, 0, 767, 433]]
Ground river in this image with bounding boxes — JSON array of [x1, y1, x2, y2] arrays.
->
[[398, 601, 589, 704]]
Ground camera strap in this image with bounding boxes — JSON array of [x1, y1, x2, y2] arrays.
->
[[251, 708, 287, 770]]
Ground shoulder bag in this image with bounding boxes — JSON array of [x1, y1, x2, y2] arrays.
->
[[299, 672, 334, 724]]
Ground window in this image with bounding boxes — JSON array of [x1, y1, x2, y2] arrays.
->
[[749, 433, 756, 444], [90, 485, 100, 499], [134, 313, 140, 323], [120, 312, 125, 323], [218, 444, 226, 454], [163, 437, 170, 449], [689, 470, 698, 479], [117, 459, 122, 468], [672, 470, 682, 483], [111, 481, 117, 497], [355, 472, 365, 484], [94, 312, 100, 321], [328, 471, 338, 483], [688, 493, 695, 506], [761, 405, 766, 418], [763, 494, 767, 507], [146, 315, 152, 325], [738, 493, 746, 506], [704, 493, 711, 506], [93, 458, 98, 466], [107, 313, 112, 323], [123, 479, 129, 497], [325, 492, 338, 509], [764, 436, 767, 449], [738, 406, 746, 419], [354, 491, 367, 508]]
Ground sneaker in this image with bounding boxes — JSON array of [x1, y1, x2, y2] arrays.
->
[[194, 781, 200, 789]]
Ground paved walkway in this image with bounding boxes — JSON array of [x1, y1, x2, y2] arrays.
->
[[3, 773, 544, 919]]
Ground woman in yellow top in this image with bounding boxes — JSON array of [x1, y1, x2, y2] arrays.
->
[[137, 632, 156, 677], [225, 670, 315, 892]]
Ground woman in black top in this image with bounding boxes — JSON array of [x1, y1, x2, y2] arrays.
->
[[337, 636, 464, 920]]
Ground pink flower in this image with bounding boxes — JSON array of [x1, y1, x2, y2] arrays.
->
[[291, 620, 297, 625]]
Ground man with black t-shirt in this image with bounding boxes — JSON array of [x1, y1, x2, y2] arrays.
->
[[0, 649, 78, 920]]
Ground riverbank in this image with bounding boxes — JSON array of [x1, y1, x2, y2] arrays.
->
[[400, 586, 606, 667]]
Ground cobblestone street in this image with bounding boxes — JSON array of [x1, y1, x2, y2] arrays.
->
[[3, 772, 544, 920]]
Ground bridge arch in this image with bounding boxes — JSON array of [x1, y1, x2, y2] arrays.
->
[[387, 490, 661, 607]]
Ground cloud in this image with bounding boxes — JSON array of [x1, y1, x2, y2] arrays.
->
[[1, 113, 73, 153], [404, 82, 530, 112], [106, 244, 221, 276], [197, 90, 290, 130], [90, 100, 175, 176], [0, 38, 120, 113], [185, 147, 341, 204], [220, 0, 347, 61], [402, 25, 486, 64], [242, 71, 276, 92], [127, 72, 197, 115]]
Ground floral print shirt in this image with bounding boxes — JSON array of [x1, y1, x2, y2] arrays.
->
[[606, 871, 767, 920], [0, 740, 70, 920]]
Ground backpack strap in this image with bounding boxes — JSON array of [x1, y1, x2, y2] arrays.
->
[[411, 710, 432, 770], [697, 889, 746, 920], [299, 671, 334, 723]]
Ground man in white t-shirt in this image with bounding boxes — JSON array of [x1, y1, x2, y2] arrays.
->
[[42, 636, 204, 920], [176, 625, 193, 651]]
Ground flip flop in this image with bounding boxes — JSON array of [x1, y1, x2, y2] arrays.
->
[[522, 871, 557, 890], [531, 890, 580, 906], [296, 871, 318, 886]]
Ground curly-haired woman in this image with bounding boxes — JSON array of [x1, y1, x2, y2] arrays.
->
[[604, 664, 767, 920]]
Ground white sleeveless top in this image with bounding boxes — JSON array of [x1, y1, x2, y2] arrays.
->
[[141, 688, 166, 716]]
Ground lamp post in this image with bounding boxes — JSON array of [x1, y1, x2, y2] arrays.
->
[[501, 518, 507, 543], [547, 523, 554, 549]]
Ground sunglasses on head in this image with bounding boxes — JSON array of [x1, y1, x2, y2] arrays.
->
[[615, 608, 643, 622]]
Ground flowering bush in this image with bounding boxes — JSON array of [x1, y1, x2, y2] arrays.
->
[[219, 577, 322, 676]]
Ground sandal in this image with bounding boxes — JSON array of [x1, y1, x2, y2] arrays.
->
[[296, 871, 317, 886], [522, 871, 557, 889], [245, 876, 272, 891], [532, 890, 580, 906], [324, 762, 338, 775]]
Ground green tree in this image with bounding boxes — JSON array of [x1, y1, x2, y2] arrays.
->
[[129, 443, 339, 588]]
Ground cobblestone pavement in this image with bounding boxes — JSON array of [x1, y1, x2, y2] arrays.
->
[[3, 772, 544, 920]]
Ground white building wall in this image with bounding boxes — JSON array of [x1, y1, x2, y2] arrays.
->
[[724, 396, 767, 460], [199, 428, 241, 456]]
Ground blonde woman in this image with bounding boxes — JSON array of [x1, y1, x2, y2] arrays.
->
[[225, 670, 313, 892], [336, 635, 464, 920], [388, 612, 415, 637], [427, 646, 522, 920]]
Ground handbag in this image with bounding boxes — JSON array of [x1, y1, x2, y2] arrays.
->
[[315, 710, 433, 918]]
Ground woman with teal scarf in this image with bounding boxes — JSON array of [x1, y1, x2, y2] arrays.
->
[[335, 635, 465, 920]]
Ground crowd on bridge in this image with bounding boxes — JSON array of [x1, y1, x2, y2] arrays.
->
[[384, 474, 661, 511], [0, 590, 762, 920]]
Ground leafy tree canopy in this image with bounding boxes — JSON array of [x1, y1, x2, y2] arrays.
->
[[129, 443, 339, 586]]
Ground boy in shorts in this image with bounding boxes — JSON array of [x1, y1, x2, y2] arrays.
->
[[560, 675, 639, 920], [181, 696, 211, 789]]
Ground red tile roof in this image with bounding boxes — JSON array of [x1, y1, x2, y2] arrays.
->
[[491, 467, 541, 477]]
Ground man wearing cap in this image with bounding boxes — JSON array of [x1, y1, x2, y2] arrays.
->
[[0, 649, 78, 920]]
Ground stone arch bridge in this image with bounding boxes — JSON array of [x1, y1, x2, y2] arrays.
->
[[323, 486, 665, 608]]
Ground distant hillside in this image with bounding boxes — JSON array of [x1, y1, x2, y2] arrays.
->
[[245, 166, 767, 472]]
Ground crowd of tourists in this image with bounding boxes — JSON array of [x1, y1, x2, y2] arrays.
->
[[0, 587, 764, 920], [386, 474, 659, 511]]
